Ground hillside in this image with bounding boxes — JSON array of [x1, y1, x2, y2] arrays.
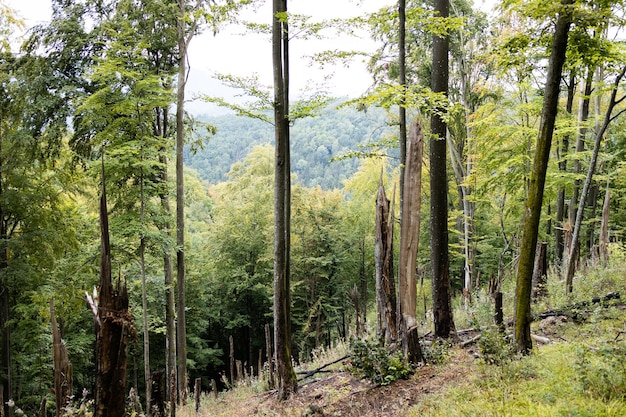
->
[[185, 103, 395, 189], [183, 264, 626, 417]]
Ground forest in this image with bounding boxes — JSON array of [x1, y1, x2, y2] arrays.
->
[[1, 0, 626, 416]]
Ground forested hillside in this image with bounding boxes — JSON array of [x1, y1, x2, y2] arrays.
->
[[1, 0, 626, 416], [185, 104, 394, 189]]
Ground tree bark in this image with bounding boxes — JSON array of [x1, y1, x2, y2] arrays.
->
[[375, 177, 397, 343], [599, 178, 610, 263], [95, 156, 134, 417], [272, 0, 297, 400], [531, 242, 548, 300], [50, 299, 72, 417], [157, 153, 177, 416], [398, 119, 424, 364], [430, 0, 455, 338], [154, 104, 176, 415], [398, 0, 407, 209], [140, 171, 151, 416], [176, 0, 188, 403], [515, 0, 573, 354]]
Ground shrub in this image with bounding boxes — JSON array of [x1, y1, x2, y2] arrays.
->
[[478, 327, 515, 365], [422, 340, 451, 364], [575, 342, 626, 401], [349, 339, 413, 386]]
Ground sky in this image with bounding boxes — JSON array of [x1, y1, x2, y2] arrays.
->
[[7, 0, 496, 115]]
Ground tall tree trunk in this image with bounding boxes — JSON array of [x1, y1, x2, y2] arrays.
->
[[0, 149, 12, 417], [155, 106, 177, 414], [398, 0, 407, 207], [430, 0, 454, 338], [272, 0, 297, 400], [398, 119, 424, 364], [565, 66, 626, 292], [176, 0, 188, 403], [555, 71, 576, 266], [515, 0, 573, 353], [159, 155, 177, 417], [140, 172, 151, 416], [95, 156, 134, 417], [375, 177, 397, 343]]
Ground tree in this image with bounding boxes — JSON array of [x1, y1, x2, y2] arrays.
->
[[375, 176, 397, 343], [514, 0, 573, 354], [272, 0, 298, 400], [564, 66, 626, 292], [398, 119, 424, 363], [430, 0, 455, 338], [94, 155, 135, 417], [175, 0, 189, 403]]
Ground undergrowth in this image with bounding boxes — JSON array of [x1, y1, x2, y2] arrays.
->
[[348, 339, 412, 386]]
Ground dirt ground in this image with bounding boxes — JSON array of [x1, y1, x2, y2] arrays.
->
[[219, 347, 476, 417]]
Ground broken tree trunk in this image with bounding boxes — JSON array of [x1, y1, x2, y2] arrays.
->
[[94, 156, 135, 417], [398, 118, 424, 364], [531, 242, 548, 300], [375, 175, 397, 343], [50, 299, 72, 417]]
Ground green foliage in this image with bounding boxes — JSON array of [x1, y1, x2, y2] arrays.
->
[[478, 326, 516, 366], [422, 340, 452, 365], [575, 342, 626, 401], [349, 339, 412, 386]]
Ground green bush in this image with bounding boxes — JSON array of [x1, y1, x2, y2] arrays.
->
[[349, 339, 413, 386], [478, 326, 515, 365], [575, 342, 626, 401], [422, 340, 451, 364]]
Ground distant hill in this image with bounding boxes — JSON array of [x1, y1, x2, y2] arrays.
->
[[184, 103, 395, 189]]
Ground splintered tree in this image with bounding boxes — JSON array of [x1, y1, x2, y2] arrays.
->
[[94, 157, 135, 417], [50, 299, 72, 417], [398, 119, 424, 364], [375, 176, 397, 343], [272, 0, 298, 400], [515, 0, 573, 353]]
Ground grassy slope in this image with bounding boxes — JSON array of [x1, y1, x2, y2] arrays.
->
[[190, 256, 626, 417]]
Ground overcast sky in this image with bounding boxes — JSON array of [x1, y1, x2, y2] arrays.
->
[[7, 0, 496, 115]]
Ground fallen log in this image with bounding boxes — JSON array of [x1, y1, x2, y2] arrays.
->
[[531, 334, 552, 344], [536, 292, 621, 321]]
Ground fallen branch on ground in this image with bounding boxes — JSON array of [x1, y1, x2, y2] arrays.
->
[[460, 334, 481, 347], [297, 355, 350, 382]]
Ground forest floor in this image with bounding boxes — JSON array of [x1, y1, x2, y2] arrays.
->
[[193, 272, 626, 417], [191, 345, 476, 417]]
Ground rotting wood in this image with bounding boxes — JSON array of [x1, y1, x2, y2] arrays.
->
[[194, 378, 201, 413]]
